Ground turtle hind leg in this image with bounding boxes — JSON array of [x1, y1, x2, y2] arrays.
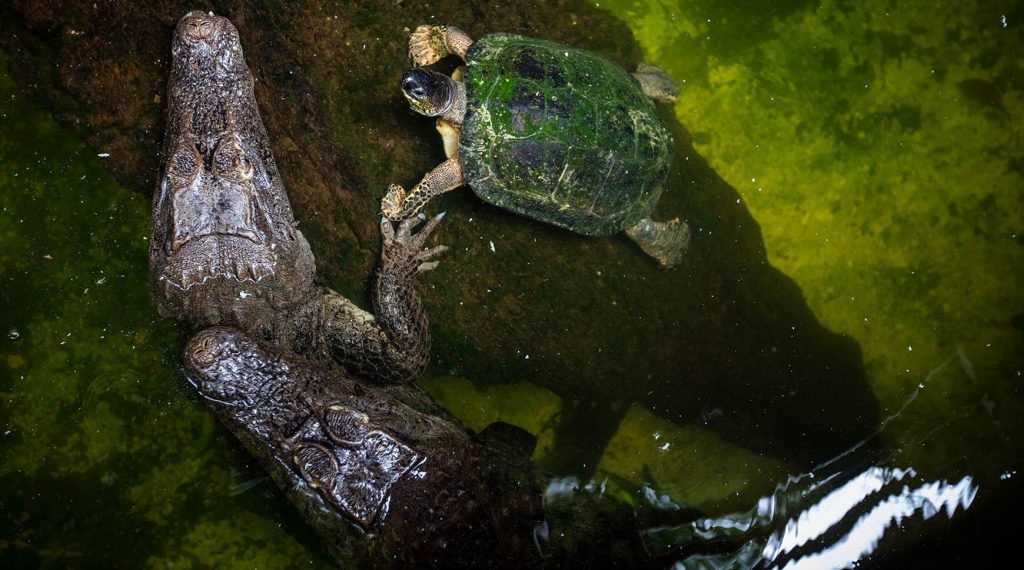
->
[[632, 63, 680, 103], [625, 217, 691, 268], [409, 25, 474, 66]]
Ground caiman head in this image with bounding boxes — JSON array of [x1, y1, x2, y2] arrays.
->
[[150, 11, 315, 328]]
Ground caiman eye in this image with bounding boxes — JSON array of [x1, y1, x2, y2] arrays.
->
[[213, 134, 255, 182], [166, 139, 202, 187]]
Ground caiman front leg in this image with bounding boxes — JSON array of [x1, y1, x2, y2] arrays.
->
[[381, 157, 464, 221], [318, 214, 448, 384]]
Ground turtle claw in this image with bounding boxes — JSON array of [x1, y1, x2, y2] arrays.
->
[[408, 25, 446, 67], [633, 63, 680, 103], [624, 217, 691, 268]]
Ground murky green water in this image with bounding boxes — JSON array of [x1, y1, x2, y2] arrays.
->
[[2, 0, 1022, 567]]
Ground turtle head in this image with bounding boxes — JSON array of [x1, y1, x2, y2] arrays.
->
[[401, 69, 456, 117]]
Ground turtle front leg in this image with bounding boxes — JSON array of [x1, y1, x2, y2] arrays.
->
[[408, 25, 474, 66], [382, 157, 465, 221], [318, 214, 448, 384]]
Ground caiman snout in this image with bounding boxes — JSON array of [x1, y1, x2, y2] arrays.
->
[[185, 327, 233, 369], [181, 11, 224, 42]]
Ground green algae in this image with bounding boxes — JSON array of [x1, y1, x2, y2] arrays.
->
[[417, 375, 562, 461], [593, 0, 1024, 481], [597, 404, 792, 512], [145, 511, 312, 570]]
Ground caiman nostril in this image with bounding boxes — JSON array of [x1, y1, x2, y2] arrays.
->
[[185, 18, 215, 41]]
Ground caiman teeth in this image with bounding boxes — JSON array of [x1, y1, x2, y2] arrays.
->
[[180, 267, 203, 290], [228, 262, 274, 283], [235, 261, 252, 282], [161, 252, 277, 293]]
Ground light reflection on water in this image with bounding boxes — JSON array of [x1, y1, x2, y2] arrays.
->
[[558, 376, 988, 567], [645, 375, 981, 567], [641, 466, 976, 569], [773, 472, 975, 569]]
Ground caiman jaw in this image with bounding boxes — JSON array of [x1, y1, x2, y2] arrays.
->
[[161, 253, 277, 294], [157, 126, 281, 292]]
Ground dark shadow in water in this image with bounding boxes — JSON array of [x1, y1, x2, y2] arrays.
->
[[0, 0, 876, 477], [535, 107, 878, 472]]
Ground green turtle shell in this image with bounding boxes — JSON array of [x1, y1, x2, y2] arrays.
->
[[460, 34, 674, 236]]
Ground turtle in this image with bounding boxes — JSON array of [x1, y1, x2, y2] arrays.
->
[[381, 24, 691, 267]]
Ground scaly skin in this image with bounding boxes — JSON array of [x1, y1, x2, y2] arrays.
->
[[316, 214, 449, 383], [150, 11, 444, 383], [381, 158, 464, 221], [184, 327, 544, 568]]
